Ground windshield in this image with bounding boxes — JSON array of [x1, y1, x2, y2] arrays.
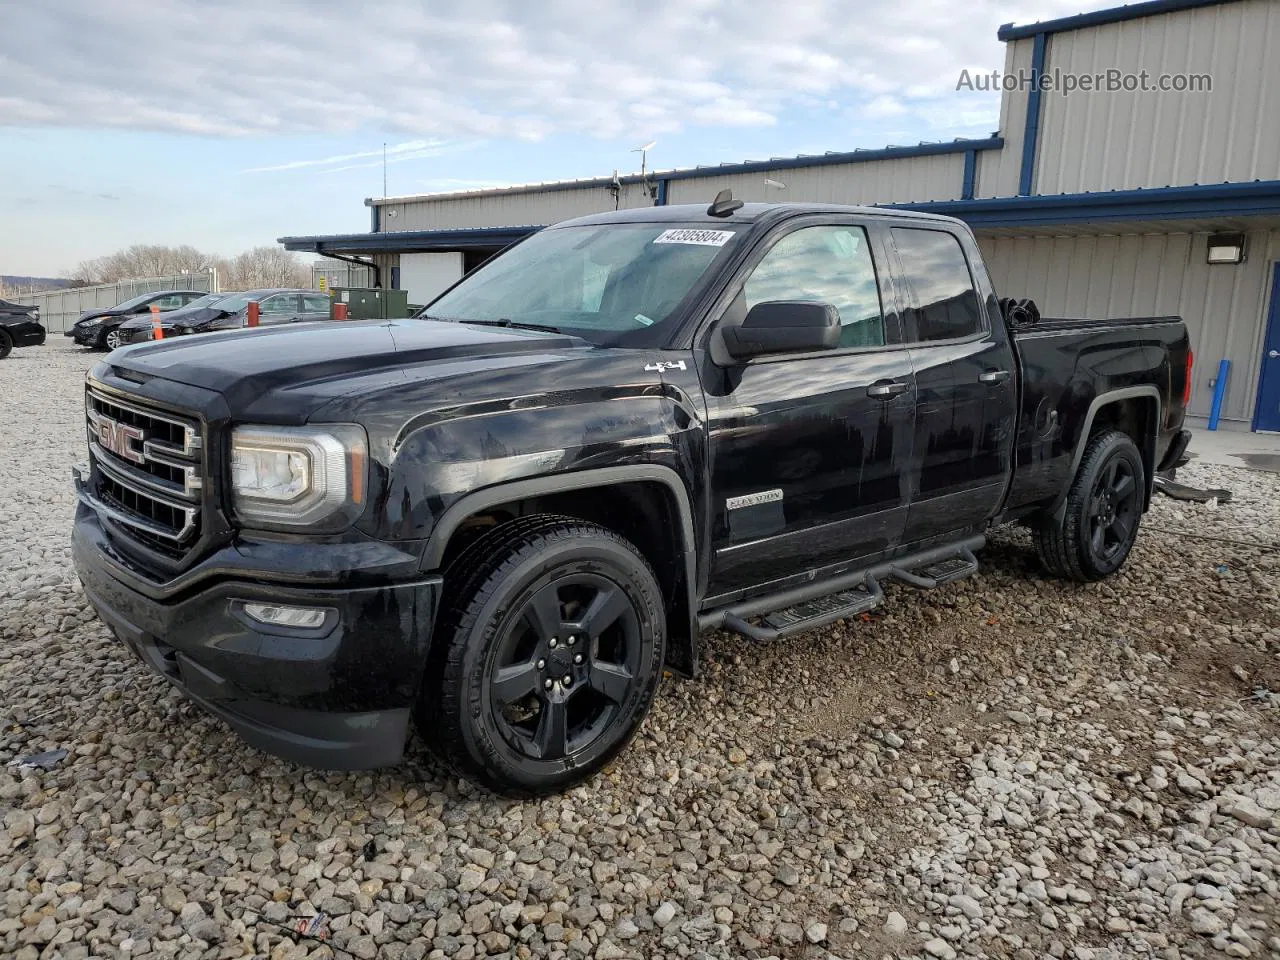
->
[[177, 293, 227, 311], [423, 223, 743, 345], [112, 291, 166, 310], [211, 292, 264, 313]]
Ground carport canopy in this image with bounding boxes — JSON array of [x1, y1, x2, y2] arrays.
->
[[278, 225, 541, 256]]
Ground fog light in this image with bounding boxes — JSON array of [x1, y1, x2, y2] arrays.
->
[[242, 602, 330, 629]]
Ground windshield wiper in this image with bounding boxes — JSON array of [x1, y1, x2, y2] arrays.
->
[[459, 318, 565, 334]]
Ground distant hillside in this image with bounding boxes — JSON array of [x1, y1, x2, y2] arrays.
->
[[0, 275, 76, 293]]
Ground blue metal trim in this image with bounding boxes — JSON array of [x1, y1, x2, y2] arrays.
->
[[279, 225, 542, 254], [998, 0, 1242, 41], [656, 179, 669, 206], [1019, 32, 1047, 197], [662, 137, 1004, 182], [961, 150, 977, 201], [891, 180, 1280, 227]]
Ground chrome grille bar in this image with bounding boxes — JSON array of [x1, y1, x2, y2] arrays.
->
[[84, 385, 204, 556]]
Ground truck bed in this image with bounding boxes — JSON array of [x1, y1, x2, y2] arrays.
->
[[1003, 315, 1191, 518]]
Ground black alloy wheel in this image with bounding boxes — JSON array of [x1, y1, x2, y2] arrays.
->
[[1086, 456, 1139, 564], [419, 516, 666, 794], [488, 574, 643, 763], [1034, 428, 1146, 581]]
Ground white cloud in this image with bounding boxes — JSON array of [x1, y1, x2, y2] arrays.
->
[[1, 0, 1091, 142], [244, 139, 453, 173]]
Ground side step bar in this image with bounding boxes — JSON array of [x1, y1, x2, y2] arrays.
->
[[702, 536, 984, 642], [723, 578, 884, 642]]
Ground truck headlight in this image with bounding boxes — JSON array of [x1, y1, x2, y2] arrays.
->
[[230, 424, 367, 528]]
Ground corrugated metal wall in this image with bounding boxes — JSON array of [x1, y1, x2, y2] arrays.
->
[[978, 228, 1279, 425], [1035, 0, 1280, 194], [976, 36, 1036, 199], [382, 182, 655, 232], [371, 253, 399, 285], [21, 275, 213, 334], [665, 153, 966, 206], [311, 261, 372, 289]]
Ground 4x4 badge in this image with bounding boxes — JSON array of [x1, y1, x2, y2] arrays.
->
[[644, 360, 687, 373]]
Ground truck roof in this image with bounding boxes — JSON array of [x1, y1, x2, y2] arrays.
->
[[558, 201, 965, 229]]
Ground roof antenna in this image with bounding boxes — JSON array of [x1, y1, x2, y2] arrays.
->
[[707, 188, 744, 218]]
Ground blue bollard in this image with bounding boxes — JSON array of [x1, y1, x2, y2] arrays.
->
[[1207, 359, 1230, 431]]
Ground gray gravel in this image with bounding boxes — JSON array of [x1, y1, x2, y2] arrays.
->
[[2, 340, 1278, 960]]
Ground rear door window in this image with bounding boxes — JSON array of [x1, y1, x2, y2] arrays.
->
[[891, 228, 984, 342]]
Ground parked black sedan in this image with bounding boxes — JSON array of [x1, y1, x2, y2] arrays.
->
[[0, 299, 45, 359], [113, 292, 238, 345], [66, 289, 209, 350], [113, 288, 332, 345]]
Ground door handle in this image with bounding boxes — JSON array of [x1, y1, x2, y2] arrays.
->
[[979, 369, 1011, 384], [868, 380, 908, 399], [1270, 350, 1279, 359]]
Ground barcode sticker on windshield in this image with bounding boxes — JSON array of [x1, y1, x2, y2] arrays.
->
[[653, 229, 735, 247]]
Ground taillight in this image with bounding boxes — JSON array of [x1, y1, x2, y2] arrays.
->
[[1184, 350, 1194, 405]]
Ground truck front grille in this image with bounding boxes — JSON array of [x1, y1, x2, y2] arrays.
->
[[86, 387, 204, 561]]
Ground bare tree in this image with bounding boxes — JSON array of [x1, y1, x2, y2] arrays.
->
[[224, 247, 308, 290], [74, 244, 213, 284], [68, 243, 309, 291]]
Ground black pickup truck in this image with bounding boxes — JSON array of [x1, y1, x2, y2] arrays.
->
[[72, 199, 1192, 794]]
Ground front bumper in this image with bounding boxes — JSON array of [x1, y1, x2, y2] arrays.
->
[[70, 323, 106, 346], [72, 501, 442, 770], [6, 321, 45, 347]]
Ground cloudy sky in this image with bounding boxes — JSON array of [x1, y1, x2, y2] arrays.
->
[[1, 0, 1088, 277]]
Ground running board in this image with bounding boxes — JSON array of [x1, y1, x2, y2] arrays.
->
[[722, 578, 883, 642], [702, 536, 985, 642], [887, 548, 979, 589]]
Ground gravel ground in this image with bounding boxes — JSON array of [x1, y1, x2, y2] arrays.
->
[[2, 340, 1278, 960]]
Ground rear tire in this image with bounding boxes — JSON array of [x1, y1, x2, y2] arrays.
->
[[0, 329, 11, 360], [419, 516, 666, 795], [1035, 429, 1145, 581]]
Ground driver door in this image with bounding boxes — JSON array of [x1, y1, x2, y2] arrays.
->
[[702, 220, 916, 602]]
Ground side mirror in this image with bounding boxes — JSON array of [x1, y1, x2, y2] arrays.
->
[[721, 301, 841, 361]]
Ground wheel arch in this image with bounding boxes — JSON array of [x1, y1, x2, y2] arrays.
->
[[424, 466, 700, 677], [1053, 386, 1160, 520]]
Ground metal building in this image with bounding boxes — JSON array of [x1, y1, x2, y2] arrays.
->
[[281, 0, 1280, 432]]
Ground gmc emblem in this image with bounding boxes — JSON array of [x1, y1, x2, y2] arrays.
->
[[97, 416, 146, 464]]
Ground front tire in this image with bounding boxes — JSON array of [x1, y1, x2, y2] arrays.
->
[[1035, 429, 1145, 581], [419, 517, 666, 795], [0, 329, 12, 360], [103, 328, 123, 351]]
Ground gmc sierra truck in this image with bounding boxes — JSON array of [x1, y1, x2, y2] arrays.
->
[[72, 197, 1193, 794]]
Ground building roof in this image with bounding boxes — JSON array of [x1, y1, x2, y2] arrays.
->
[[280, 225, 542, 255], [998, 0, 1244, 41], [365, 137, 1003, 207], [896, 179, 1280, 227], [282, 181, 1280, 256]]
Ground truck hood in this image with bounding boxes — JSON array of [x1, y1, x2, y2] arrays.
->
[[106, 318, 594, 416]]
